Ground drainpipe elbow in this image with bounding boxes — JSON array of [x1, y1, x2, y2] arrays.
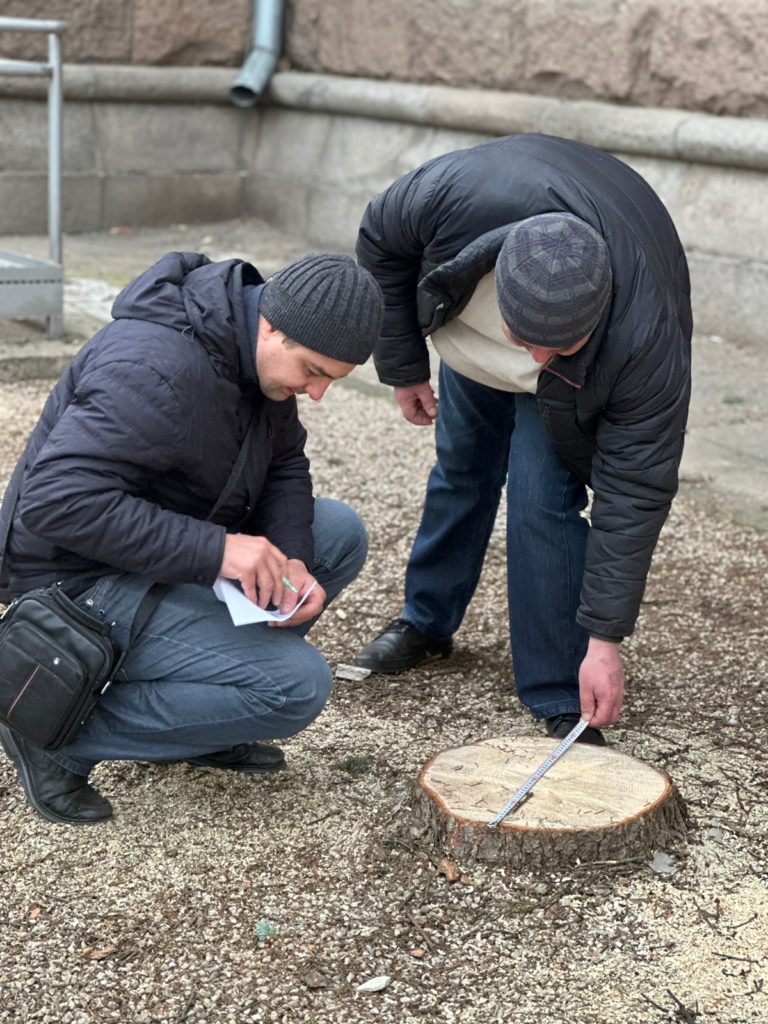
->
[[230, 0, 283, 108], [230, 46, 279, 107]]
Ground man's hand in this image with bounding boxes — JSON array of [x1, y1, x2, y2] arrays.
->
[[394, 383, 438, 426], [579, 637, 625, 729], [269, 558, 326, 629], [220, 533, 290, 608]]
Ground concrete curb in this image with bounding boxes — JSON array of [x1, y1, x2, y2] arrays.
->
[[0, 339, 83, 382], [268, 72, 768, 173], [1, 66, 767, 172], [0, 64, 235, 104]]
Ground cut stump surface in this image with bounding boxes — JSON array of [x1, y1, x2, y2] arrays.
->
[[416, 736, 687, 868]]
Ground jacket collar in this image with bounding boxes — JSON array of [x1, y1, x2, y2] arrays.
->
[[420, 225, 510, 311], [544, 308, 609, 388], [240, 283, 265, 386]]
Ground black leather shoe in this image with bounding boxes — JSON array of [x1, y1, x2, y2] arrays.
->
[[0, 722, 113, 825], [354, 618, 452, 674], [186, 742, 286, 773], [544, 713, 606, 747]]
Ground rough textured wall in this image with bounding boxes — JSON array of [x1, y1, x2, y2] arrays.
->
[[284, 0, 768, 118], [0, 0, 250, 66], [1, 0, 766, 117]]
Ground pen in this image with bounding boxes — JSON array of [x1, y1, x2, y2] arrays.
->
[[282, 577, 298, 593]]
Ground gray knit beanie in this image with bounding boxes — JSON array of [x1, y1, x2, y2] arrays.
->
[[260, 253, 383, 364], [495, 213, 612, 348]]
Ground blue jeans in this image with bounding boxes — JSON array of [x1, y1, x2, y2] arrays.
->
[[402, 365, 589, 718], [52, 498, 367, 776]]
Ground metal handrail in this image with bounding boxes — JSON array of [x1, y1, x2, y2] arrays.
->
[[0, 18, 67, 33], [0, 58, 53, 76], [0, 16, 66, 335]]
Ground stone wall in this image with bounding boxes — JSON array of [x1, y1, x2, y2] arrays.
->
[[0, 0, 249, 66], [2, 0, 767, 118], [1, 7, 766, 346], [284, 0, 768, 118]]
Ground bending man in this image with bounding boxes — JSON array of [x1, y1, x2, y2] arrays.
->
[[354, 133, 692, 745]]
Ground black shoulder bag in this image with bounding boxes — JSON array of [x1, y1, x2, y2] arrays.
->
[[0, 405, 258, 751], [0, 454, 168, 750], [0, 582, 165, 751]]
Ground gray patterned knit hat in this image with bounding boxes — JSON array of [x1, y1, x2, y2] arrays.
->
[[495, 213, 612, 348], [260, 253, 383, 364]]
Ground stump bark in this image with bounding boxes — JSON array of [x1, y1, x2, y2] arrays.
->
[[416, 736, 687, 869]]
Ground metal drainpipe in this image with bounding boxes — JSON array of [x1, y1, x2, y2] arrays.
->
[[230, 0, 283, 107]]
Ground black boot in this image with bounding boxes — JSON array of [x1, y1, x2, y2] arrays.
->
[[0, 722, 113, 825], [544, 713, 606, 747], [354, 618, 452, 674], [186, 742, 286, 773]]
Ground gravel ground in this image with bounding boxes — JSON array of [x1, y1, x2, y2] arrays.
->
[[0, 375, 766, 1024]]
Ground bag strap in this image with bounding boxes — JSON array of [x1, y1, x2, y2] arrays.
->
[[205, 406, 258, 524], [129, 582, 170, 643], [95, 407, 259, 648], [105, 581, 169, 680], [112, 406, 258, 661]]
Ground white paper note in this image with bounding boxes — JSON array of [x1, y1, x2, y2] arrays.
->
[[213, 577, 317, 627]]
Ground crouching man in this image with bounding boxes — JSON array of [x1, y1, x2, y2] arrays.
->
[[0, 251, 383, 825]]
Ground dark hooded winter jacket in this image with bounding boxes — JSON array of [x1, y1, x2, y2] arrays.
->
[[3, 252, 314, 597], [356, 133, 692, 640]]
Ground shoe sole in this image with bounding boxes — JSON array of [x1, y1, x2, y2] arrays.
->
[[0, 724, 112, 826], [353, 648, 452, 675], [576, 734, 607, 747], [184, 758, 286, 774], [545, 729, 607, 747]]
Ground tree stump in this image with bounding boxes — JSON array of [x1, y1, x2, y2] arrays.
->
[[416, 736, 687, 869]]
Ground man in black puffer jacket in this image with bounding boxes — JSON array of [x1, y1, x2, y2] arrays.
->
[[0, 251, 383, 825], [354, 133, 692, 745]]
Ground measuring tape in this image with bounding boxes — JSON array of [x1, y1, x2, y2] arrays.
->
[[486, 718, 590, 828]]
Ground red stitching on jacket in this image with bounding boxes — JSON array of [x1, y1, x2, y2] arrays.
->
[[543, 365, 582, 389]]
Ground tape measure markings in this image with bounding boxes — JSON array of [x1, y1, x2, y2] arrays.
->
[[486, 717, 590, 828]]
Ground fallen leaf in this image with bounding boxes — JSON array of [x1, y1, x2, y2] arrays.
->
[[356, 975, 391, 993], [409, 947, 426, 959], [439, 858, 461, 882], [83, 946, 117, 960]]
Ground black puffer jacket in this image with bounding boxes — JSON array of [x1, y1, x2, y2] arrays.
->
[[357, 133, 692, 639], [5, 253, 314, 597]]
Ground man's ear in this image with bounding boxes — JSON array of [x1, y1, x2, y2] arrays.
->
[[257, 315, 283, 346]]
